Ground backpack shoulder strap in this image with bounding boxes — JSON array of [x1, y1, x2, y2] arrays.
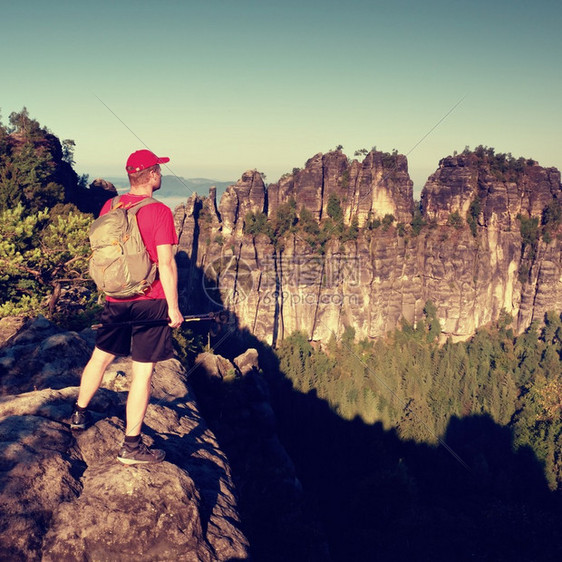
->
[[125, 197, 158, 216], [110, 195, 122, 210]]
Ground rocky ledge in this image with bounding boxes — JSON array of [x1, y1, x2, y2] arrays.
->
[[0, 316, 250, 561]]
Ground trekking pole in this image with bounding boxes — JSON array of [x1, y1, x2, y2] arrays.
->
[[91, 310, 230, 330]]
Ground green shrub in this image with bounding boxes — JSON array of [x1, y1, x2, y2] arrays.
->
[[447, 211, 463, 229], [467, 198, 481, 237], [0, 204, 94, 321], [382, 214, 395, 231]]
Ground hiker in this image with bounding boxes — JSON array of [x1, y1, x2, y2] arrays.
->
[[70, 149, 184, 465]]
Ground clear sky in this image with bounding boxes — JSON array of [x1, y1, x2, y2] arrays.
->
[[2, 0, 560, 196]]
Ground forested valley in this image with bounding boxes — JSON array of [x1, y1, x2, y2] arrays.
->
[[277, 307, 562, 488], [261, 307, 562, 560]]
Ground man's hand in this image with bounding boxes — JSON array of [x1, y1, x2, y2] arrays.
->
[[168, 307, 184, 328]]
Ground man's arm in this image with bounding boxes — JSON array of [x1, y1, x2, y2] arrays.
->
[[156, 244, 184, 328]]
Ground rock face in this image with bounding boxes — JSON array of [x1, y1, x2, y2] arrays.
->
[[86, 178, 118, 216], [219, 171, 266, 236], [267, 150, 413, 225], [422, 153, 561, 228], [174, 149, 562, 344], [0, 317, 250, 561]]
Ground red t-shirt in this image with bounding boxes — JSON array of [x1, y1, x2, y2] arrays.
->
[[100, 193, 178, 302]]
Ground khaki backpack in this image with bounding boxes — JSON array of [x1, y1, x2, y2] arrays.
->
[[88, 196, 157, 298]]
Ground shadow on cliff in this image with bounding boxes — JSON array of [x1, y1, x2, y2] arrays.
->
[[184, 312, 562, 562], [175, 250, 562, 561], [270, 391, 562, 562]]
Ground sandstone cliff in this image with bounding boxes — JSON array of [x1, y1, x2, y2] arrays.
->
[[267, 149, 413, 225], [174, 148, 562, 344], [0, 316, 251, 561]]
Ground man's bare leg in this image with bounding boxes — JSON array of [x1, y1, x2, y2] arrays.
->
[[125, 360, 155, 437], [117, 360, 165, 464], [76, 347, 116, 408]]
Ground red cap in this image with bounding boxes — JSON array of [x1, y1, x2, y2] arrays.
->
[[125, 149, 170, 173]]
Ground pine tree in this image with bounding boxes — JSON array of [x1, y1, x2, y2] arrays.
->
[[0, 204, 92, 317]]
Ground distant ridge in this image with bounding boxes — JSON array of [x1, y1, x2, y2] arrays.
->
[[106, 175, 235, 210]]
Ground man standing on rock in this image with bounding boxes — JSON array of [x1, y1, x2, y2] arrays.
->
[[70, 149, 184, 465]]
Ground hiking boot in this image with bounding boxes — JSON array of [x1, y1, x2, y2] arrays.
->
[[117, 439, 165, 465], [69, 408, 90, 430]]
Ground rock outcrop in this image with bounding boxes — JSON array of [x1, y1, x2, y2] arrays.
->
[[422, 152, 561, 229], [267, 150, 413, 225], [219, 171, 266, 236], [0, 317, 250, 561], [86, 178, 118, 216], [174, 148, 562, 344]]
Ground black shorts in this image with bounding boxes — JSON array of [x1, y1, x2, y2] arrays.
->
[[95, 300, 174, 363]]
